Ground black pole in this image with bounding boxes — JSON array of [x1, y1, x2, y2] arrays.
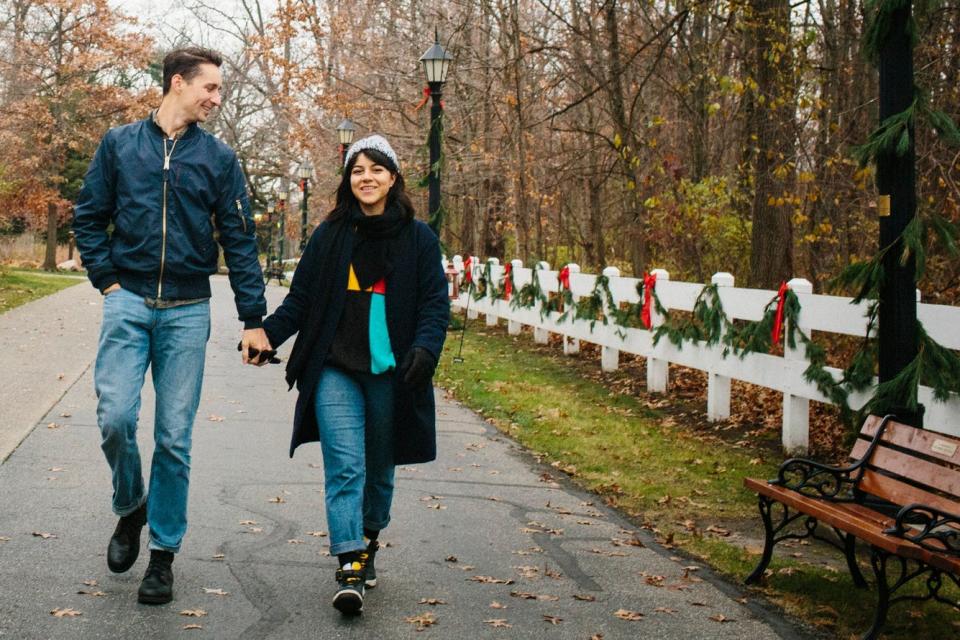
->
[[300, 178, 309, 253], [427, 81, 443, 237], [876, 4, 921, 425]]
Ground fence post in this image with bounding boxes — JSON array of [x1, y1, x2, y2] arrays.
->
[[563, 263, 581, 355], [467, 255, 480, 320], [707, 272, 735, 421], [508, 259, 524, 336], [782, 277, 813, 455], [485, 258, 500, 327], [646, 268, 670, 393], [601, 266, 621, 371], [534, 261, 551, 344]]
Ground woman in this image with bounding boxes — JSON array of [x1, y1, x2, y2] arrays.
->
[[260, 135, 449, 614]]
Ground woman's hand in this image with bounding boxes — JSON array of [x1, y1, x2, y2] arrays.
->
[[400, 347, 437, 387]]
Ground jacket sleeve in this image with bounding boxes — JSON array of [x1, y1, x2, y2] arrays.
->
[[214, 152, 267, 326], [412, 224, 450, 359], [262, 223, 324, 349], [72, 132, 118, 292]]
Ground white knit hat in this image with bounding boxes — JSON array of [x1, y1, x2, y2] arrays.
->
[[344, 134, 401, 172]]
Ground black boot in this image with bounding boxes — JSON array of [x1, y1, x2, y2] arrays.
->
[[107, 503, 147, 573], [137, 550, 174, 605]]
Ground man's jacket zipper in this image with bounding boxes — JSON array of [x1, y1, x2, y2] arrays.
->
[[236, 199, 246, 233], [158, 137, 178, 299]]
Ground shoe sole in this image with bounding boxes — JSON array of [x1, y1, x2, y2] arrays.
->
[[365, 577, 377, 588], [332, 590, 363, 615], [137, 592, 172, 605]]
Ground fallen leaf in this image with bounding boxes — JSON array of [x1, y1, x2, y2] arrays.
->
[[489, 601, 507, 609], [543, 615, 563, 625], [59, 412, 72, 418], [239, 520, 257, 525], [77, 590, 107, 597], [690, 601, 708, 607], [469, 575, 514, 585], [510, 591, 558, 601], [207, 414, 224, 422], [212, 554, 225, 560], [418, 598, 447, 605], [573, 594, 596, 602], [180, 609, 207, 617], [32, 532, 57, 539], [657, 495, 671, 505], [404, 611, 437, 631], [709, 614, 735, 623], [614, 609, 644, 621], [514, 565, 538, 578], [0, 536, 10, 542], [182, 624, 203, 630], [590, 635, 604, 640], [245, 527, 263, 534], [445, 555, 458, 563], [47, 422, 61, 429], [654, 607, 678, 614], [51, 608, 81, 618], [268, 496, 285, 504], [201, 588, 229, 596], [57, 373, 65, 380], [307, 531, 328, 537], [49, 467, 64, 472], [484, 619, 512, 628], [287, 539, 304, 544], [82, 579, 97, 587], [706, 525, 731, 537]]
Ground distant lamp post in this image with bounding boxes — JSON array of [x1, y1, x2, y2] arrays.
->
[[299, 159, 313, 253], [419, 30, 453, 236], [277, 190, 287, 266], [336, 119, 357, 166]]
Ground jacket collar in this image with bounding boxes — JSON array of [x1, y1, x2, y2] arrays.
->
[[146, 110, 199, 141]]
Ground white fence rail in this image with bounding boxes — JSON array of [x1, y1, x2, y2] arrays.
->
[[445, 256, 960, 453]]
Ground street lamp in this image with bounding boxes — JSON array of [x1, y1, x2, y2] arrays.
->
[[277, 189, 287, 266], [419, 29, 453, 237], [336, 118, 356, 166], [299, 159, 313, 253]]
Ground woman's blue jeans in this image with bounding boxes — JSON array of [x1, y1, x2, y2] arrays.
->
[[94, 288, 210, 553], [314, 366, 396, 556]]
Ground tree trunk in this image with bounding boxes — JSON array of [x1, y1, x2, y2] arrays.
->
[[43, 202, 58, 271]]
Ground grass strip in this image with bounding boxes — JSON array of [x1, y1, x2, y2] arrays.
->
[[0, 269, 82, 314], [437, 322, 960, 639]]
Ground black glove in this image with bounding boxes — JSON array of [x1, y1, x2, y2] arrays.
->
[[400, 347, 437, 387]]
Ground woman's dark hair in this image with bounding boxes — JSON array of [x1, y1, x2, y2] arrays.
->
[[327, 148, 415, 222]]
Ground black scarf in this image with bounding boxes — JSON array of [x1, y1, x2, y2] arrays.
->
[[351, 201, 409, 289]]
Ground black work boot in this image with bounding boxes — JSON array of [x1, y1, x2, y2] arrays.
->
[[137, 550, 174, 605], [107, 503, 147, 573]]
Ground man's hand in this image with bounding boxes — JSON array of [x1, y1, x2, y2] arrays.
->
[[241, 328, 272, 366], [102, 283, 121, 296]]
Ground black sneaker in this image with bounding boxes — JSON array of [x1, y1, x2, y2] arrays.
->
[[333, 561, 365, 614], [359, 539, 379, 588], [107, 503, 147, 573], [137, 550, 174, 605]]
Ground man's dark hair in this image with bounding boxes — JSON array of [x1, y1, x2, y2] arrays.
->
[[162, 47, 223, 95]]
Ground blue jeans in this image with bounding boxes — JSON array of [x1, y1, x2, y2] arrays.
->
[[94, 288, 210, 553], [314, 366, 396, 556]]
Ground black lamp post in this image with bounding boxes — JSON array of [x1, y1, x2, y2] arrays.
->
[[419, 30, 453, 237], [277, 188, 287, 265], [336, 118, 356, 166], [299, 159, 313, 253]]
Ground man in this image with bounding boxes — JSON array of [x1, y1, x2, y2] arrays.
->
[[73, 47, 272, 605]]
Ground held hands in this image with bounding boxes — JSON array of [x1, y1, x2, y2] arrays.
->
[[399, 347, 437, 387], [239, 328, 277, 366]]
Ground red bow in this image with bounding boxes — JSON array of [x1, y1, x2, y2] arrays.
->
[[503, 263, 512, 300], [771, 281, 789, 350], [414, 86, 445, 111], [464, 257, 473, 284], [558, 266, 571, 290], [641, 272, 657, 330]]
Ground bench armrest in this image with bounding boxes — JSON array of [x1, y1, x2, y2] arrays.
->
[[884, 503, 960, 556], [772, 457, 863, 501]]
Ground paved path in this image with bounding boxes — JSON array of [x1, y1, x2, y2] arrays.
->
[[0, 277, 814, 639]]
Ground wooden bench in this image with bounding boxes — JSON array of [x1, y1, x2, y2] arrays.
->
[[744, 414, 960, 639]]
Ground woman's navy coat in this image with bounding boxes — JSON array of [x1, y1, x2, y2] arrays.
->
[[263, 218, 449, 464]]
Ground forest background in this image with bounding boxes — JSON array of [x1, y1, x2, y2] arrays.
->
[[1, 0, 958, 301]]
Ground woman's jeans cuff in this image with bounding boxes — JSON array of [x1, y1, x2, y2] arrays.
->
[[330, 539, 367, 556]]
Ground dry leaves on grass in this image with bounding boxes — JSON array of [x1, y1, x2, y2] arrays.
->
[[50, 608, 81, 618], [614, 609, 644, 621], [180, 609, 207, 617], [404, 611, 437, 631]]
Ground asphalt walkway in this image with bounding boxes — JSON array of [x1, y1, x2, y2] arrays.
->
[[0, 277, 814, 639]]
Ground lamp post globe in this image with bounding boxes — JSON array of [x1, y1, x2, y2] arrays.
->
[[336, 118, 357, 166]]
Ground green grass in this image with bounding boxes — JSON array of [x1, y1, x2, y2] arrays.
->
[[437, 323, 960, 639], [0, 268, 83, 314]]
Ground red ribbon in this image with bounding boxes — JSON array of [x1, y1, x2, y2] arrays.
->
[[463, 257, 472, 284], [641, 272, 657, 330], [558, 266, 571, 290], [414, 86, 445, 111], [771, 281, 789, 350], [503, 263, 512, 300]]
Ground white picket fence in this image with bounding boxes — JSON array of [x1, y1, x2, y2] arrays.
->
[[445, 256, 960, 453]]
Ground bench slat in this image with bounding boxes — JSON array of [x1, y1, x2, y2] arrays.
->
[[861, 418, 960, 466], [850, 439, 960, 501], [858, 469, 960, 515]]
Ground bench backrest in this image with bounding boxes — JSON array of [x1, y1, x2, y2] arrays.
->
[[849, 415, 960, 513]]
